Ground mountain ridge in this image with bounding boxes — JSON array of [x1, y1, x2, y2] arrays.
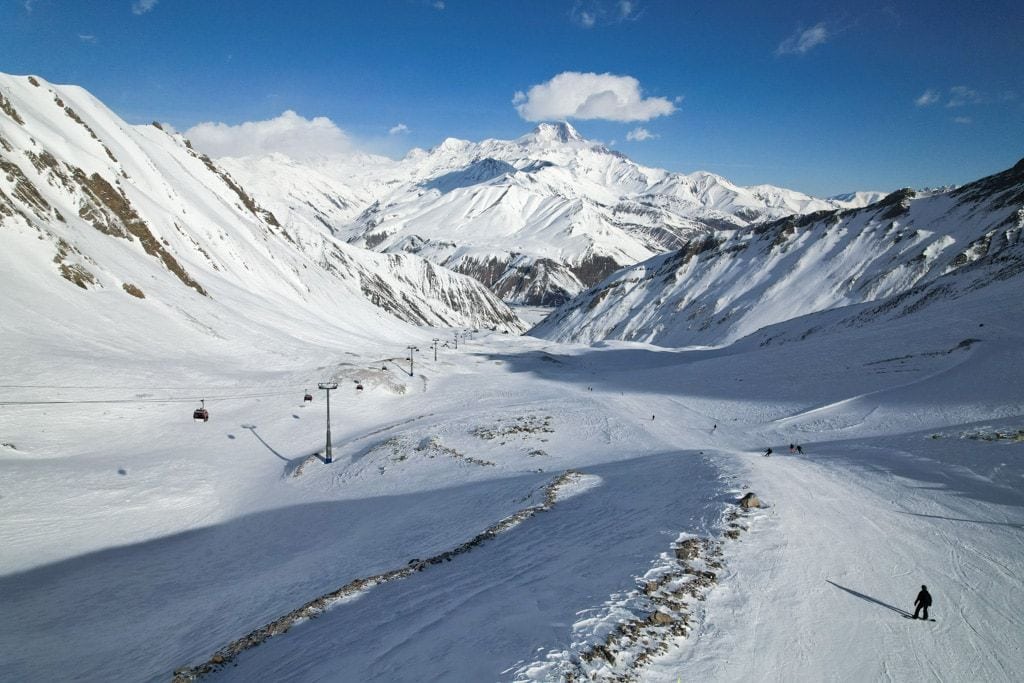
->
[[221, 121, 885, 306], [0, 72, 525, 365], [529, 160, 1024, 347]]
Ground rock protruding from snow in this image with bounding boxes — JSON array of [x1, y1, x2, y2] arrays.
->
[[739, 492, 761, 509]]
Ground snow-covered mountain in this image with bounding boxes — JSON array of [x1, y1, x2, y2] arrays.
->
[[5, 76, 1024, 683], [0, 73, 525, 361], [530, 159, 1024, 346], [224, 122, 879, 306]]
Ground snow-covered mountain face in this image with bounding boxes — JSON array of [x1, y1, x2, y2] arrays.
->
[[530, 159, 1024, 347], [224, 122, 877, 306], [0, 73, 524, 366]]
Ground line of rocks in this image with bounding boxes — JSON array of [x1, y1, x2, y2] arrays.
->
[[553, 492, 761, 682], [171, 469, 582, 681]]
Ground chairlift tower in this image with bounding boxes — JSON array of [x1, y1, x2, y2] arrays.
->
[[318, 382, 338, 463], [406, 345, 419, 376], [432, 338, 440, 361]]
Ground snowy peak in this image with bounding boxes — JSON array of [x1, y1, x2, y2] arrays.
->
[[291, 123, 864, 306], [521, 121, 585, 145]]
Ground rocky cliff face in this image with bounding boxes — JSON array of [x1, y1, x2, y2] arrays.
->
[[0, 73, 525, 357]]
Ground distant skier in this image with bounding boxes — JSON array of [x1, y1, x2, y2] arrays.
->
[[796, 445, 804, 455], [789, 443, 795, 453], [763, 447, 772, 457], [913, 585, 932, 619], [652, 415, 655, 421], [712, 424, 717, 433]]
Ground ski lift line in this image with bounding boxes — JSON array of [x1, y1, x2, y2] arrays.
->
[[0, 382, 321, 391], [0, 389, 306, 406]]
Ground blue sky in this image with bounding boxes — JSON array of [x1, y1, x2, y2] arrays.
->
[[3, 0, 1022, 195]]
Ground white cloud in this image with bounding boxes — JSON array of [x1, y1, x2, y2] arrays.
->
[[389, 123, 410, 135], [513, 71, 676, 122], [776, 22, 829, 55], [915, 89, 940, 107], [432, 1, 445, 9], [79, 34, 97, 44], [946, 85, 982, 107], [131, 0, 158, 15], [184, 111, 355, 160], [626, 126, 656, 141], [953, 116, 972, 125], [23, 0, 36, 12], [571, 1, 638, 28]]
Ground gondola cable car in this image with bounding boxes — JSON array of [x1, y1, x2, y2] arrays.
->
[[193, 399, 209, 422]]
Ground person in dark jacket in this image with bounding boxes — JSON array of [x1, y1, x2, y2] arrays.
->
[[913, 585, 932, 619], [763, 447, 772, 457]]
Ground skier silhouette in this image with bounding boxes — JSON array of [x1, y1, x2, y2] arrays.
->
[[763, 447, 772, 457], [796, 445, 804, 455], [913, 585, 932, 619]]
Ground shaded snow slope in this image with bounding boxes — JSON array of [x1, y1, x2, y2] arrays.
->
[[531, 159, 1024, 347], [225, 122, 868, 306], [2, 228, 1022, 681], [0, 72, 525, 344]]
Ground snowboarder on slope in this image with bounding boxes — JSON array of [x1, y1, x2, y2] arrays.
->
[[763, 447, 772, 457], [913, 585, 932, 619]]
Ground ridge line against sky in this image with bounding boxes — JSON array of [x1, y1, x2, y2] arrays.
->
[[2, 0, 1022, 196]]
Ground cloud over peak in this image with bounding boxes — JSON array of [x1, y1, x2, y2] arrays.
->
[[626, 126, 656, 141], [184, 110, 354, 160], [513, 71, 675, 122]]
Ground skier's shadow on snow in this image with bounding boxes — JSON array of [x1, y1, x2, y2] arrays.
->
[[826, 580, 912, 617]]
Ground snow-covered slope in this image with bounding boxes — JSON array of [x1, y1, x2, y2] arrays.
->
[[225, 122, 867, 306], [3, 77, 1022, 682], [0, 73, 525, 349], [530, 159, 1024, 346]]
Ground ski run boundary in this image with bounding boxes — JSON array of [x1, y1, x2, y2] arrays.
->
[[171, 469, 584, 681]]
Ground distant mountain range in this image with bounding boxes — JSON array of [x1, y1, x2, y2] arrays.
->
[[0, 72, 523, 361], [223, 121, 885, 306], [7, 72, 1016, 362], [530, 158, 1024, 347]]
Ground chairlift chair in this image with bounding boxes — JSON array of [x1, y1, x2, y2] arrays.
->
[[303, 390, 313, 403], [356, 383, 364, 391], [193, 399, 209, 422]]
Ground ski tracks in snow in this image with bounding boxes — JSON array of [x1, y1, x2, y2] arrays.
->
[[650, 446, 1024, 681]]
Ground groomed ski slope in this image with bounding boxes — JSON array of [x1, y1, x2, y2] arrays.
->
[[1, 281, 1023, 681]]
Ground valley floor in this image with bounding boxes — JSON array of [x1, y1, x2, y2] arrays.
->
[[1, 317, 1022, 682]]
